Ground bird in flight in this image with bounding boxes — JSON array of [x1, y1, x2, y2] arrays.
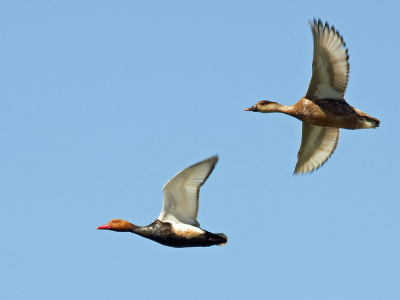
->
[[97, 156, 227, 247], [245, 19, 380, 174]]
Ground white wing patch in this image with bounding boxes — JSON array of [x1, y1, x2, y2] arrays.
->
[[158, 156, 218, 227], [305, 19, 349, 100], [295, 122, 340, 174], [171, 223, 205, 239]]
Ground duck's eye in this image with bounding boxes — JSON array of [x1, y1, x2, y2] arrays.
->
[[112, 220, 116, 223]]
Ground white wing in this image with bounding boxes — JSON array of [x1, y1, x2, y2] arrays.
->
[[158, 156, 218, 227], [294, 122, 339, 174], [305, 19, 349, 100]]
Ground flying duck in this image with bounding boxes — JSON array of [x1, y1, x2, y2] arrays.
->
[[97, 156, 227, 248], [245, 19, 380, 174]]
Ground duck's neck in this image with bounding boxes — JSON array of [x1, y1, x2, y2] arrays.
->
[[129, 220, 161, 238], [129, 223, 141, 234], [264, 103, 295, 116]]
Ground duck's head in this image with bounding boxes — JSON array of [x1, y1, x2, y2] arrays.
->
[[244, 100, 279, 113], [97, 219, 133, 232]]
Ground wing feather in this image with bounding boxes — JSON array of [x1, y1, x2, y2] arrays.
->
[[158, 156, 218, 227], [305, 19, 349, 100], [294, 122, 339, 174]]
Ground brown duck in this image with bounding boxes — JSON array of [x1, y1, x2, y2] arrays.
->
[[245, 19, 380, 174], [97, 156, 227, 248]]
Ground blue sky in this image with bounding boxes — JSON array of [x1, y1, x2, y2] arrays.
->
[[1, 1, 399, 299]]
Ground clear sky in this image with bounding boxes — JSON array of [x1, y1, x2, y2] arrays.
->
[[1, 1, 399, 299]]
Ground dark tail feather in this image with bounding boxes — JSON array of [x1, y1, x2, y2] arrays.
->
[[210, 233, 228, 246]]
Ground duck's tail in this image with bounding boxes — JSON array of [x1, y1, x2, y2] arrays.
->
[[214, 233, 228, 246], [352, 107, 380, 129], [359, 116, 380, 129]]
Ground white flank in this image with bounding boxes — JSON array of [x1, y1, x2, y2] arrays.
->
[[171, 223, 205, 239]]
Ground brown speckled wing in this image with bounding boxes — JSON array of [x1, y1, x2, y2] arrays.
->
[[305, 19, 349, 100], [158, 156, 218, 227], [295, 122, 340, 174]]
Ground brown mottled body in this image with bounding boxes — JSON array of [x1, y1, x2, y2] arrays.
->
[[288, 98, 376, 130], [249, 99, 380, 130], [245, 98, 380, 174]]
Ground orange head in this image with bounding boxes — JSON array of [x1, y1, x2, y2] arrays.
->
[[97, 219, 133, 232]]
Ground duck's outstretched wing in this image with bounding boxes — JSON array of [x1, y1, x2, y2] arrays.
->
[[305, 19, 349, 100], [295, 122, 339, 174], [158, 156, 218, 227]]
